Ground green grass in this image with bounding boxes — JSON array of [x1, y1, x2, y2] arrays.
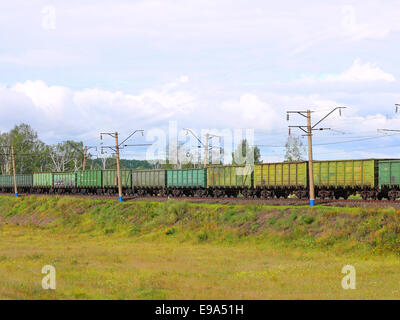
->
[[1, 195, 400, 299]]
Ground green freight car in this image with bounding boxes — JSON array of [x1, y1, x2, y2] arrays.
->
[[0, 175, 12, 190], [0, 174, 33, 193], [207, 165, 252, 197], [132, 169, 166, 196], [53, 172, 76, 193], [313, 159, 378, 199], [378, 160, 400, 200], [33, 172, 53, 193], [254, 162, 307, 198], [76, 170, 102, 194], [102, 169, 132, 194], [0, 175, 15, 190], [166, 169, 207, 196]]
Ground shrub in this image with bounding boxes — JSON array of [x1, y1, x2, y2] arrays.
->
[[164, 227, 176, 236], [301, 216, 315, 225]]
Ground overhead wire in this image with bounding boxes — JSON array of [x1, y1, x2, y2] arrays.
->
[[313, 143, 400, 155], [254, 133, 400, 148]]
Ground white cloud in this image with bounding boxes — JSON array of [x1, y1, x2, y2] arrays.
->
[[220, 94, 283, 130], [12, 80, 72, 116], [0, 79, 196, 141], [299, 58, 396, 83], [0, 78, 394, 135], [324, 58, 395, 82]]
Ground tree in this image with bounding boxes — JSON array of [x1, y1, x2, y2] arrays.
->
[[232, 139, 261, 165], [100, 157, 109, 170], [254, 145, 261, 164], [34, 144, 52, 172], [161, 159, 175, 170], [0, 123, 50, 174], [49, 140, 84, 172], [0, 132, 12, 174], [284, 135, 305, 162]]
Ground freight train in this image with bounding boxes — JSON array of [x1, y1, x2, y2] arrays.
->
[[1, 159, 400, 200]]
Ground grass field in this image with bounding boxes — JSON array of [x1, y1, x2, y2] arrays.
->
[[1, 196, 400, 299]]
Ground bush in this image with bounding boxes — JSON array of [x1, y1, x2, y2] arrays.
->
[[301, 216, 315, 225], [164, 227, 176, 236]]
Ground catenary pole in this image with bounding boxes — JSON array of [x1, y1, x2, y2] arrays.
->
[[82, 146, 88, 170], [100, 130, 144, 202], [306, 110, 315, 206], [287, 107, 345, 206], [203, 133, 209, 168], [11, 145, 17, 197], [183, 129, 221, 169], [114, 132, 123, 202]]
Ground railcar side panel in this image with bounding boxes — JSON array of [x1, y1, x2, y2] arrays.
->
[[254, 162, 307, 187], [167, 169, 207, 188], [378, 160, 400, 188], [76, 170, 102, 188], [102, 169, 132, 188], [132, 169, 166, 187], [313, 159, 377, 188], [33, 173, 53, 187], [207, 165, 252, 188], [54, 172, 76, 188], [0, 174, 33, 187]]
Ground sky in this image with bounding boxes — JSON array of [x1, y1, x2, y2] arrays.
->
[[1, 0, 400, 162]]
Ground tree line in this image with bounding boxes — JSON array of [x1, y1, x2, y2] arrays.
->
[[0, 124, 151, 174]]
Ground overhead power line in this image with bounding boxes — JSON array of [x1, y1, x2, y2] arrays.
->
[[255, 133, 400, 148], [313, 143, 400, 155]]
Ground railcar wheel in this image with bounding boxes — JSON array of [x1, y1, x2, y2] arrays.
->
[[361, 194, 368, 201]]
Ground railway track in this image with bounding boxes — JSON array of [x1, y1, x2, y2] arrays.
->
[[2, 192, 400, 208]]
